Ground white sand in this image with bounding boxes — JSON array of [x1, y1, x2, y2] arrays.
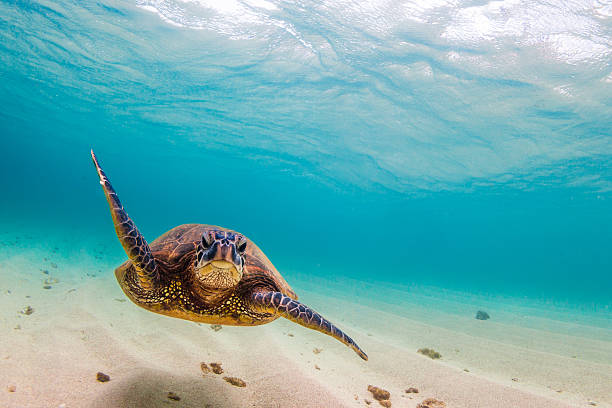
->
[[1, 242, 610, 408]]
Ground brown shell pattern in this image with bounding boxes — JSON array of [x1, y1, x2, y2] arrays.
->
[[149, 224, 296, 298]]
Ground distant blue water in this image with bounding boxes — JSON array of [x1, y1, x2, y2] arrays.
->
[[1, 0, 611, 307]]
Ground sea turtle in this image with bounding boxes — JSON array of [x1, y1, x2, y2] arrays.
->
[[91, 150, 367, 360]]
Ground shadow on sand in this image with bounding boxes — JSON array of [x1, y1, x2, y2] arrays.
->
[[90, 369, 253, 408]]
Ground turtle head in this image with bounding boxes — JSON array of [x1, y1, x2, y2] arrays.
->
[[194, 229, 247, 290]]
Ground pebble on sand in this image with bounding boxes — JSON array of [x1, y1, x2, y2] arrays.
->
[[417, 348, 441, 359], [313, 348, 322, 354], [416, 398, 446, 408], [7, 385, 16, 392], [210, 324, 222, 332], [367, 385, 390, 401], [167, 391, 181, 401], [96, 372, 110, 382], [200, 362, 211, 375], [367, 385, 391, 407], [21, 306, 34, 315], [210, 362, 223, 374], [405, 387, 419, 393], [475, 310, 490, 320], [223, 376, 246, 387]]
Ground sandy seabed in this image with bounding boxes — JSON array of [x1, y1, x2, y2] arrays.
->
[[1, 235, 611, 408]]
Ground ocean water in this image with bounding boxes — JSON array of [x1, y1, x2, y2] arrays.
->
[[1, 1, 612, 407], [2, 0, 611, 305]]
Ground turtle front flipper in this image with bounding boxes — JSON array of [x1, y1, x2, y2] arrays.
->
[[251, 292, 368, 361], [91, 150, 159, 290]]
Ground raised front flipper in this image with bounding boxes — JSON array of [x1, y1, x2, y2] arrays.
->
[[91, 150, 159, 290], [251, 291, 368, 360]]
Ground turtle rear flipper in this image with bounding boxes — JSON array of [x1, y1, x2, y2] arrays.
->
[[91, 150, 159, 290], [251, 291, 368, 360]]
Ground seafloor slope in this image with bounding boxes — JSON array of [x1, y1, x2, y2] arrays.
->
[[1, 229, 610, 408]]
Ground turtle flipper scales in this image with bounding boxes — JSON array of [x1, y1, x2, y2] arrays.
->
[[91, 150, 159, 289], [251, 291, 368, 360]]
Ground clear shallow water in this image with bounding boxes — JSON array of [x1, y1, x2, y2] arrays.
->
[[1, 0, 612, 311]]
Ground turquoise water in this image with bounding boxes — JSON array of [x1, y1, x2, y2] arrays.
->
[[1, 0, 612, 312]]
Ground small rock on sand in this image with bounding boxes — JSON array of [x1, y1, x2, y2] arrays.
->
[[368, 385, 391, 406], [200, 362, 210, 375], [167, 391, 180, 401], [367, 385, 390, 401], [417, 348, 441, 359], [313, 348, 322, 354], [223, 377, 246, 387], [210, 362, 223, 374], [405, 387, 419, 393], [21, 306, 34, 315], [7, 385, 16, 392], [210, 324, 222, 332], [96, 372, 110, 382], [475, 310, 490, 320], [416, 398, 446, 408]]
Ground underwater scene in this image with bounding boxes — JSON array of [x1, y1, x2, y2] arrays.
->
[[1, 0, 611, 407]]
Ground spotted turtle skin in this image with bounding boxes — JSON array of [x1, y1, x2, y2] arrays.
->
[[115, 223, 296, 326]]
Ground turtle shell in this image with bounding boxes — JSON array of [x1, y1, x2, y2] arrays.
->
[[148, 224, 296, 299]]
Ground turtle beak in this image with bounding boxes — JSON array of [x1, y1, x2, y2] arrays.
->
[[194, 241, 243, 289], [211, 242, 243, 273]]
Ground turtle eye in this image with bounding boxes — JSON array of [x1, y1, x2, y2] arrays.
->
[[202, 233, 214, 249], [237, 238, 247, 253]]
